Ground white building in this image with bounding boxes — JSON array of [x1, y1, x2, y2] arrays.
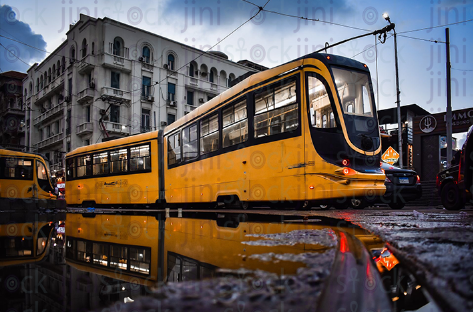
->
[[23, 14, 256, 174]]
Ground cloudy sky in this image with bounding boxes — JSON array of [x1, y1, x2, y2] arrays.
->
[[1, 0, 472, 119]]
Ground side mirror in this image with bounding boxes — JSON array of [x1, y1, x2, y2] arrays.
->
[[27, 186, 33, 193]]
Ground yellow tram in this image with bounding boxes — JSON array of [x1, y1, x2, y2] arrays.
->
[[66, 53, 385, 208], [0, 149, 58, 209]]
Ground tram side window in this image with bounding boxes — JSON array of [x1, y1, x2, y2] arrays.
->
[[92, 243, 108, 266], [168, 133, 181, 165], [182, 123, 198, 161], [66, 158, 75, 180], [222, 100, 248, 148], [254, 80, 298, 138], [308, 76, 337, 129], [129, 247, 150, 275], [77, 240, 91, 262], [66, 239, 74, 259], [201, 113, 219, 154], [110, 245, 127, 270], [0, 158, 33, 180], [110, 148, 128, 173], [93, 152, 109, 175], [77, 155, 92, 177], [130, 145, 151, 172]]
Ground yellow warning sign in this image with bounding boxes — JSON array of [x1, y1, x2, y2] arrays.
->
[[381, 146, 399, 165]]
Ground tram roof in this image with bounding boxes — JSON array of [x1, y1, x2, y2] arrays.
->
[[164, 53, 369, 135], [66, 131, 159, 157], [0, 148, 45, 159]]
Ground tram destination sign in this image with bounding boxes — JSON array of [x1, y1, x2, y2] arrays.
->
[[413, 107, 473, 135]]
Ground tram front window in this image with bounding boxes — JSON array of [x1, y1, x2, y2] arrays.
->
[[332, 67, 379, 151], [37, 160, 54, 193], [332, 67, 373, 118]]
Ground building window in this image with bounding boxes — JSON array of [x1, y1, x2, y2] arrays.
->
[[66, 110, 71, 135], [68, 78, 72, 97], [66, 142, 71, 152], [86, 106, 91, 123], [141, 109, 150, 132], [113, 37, 124, 56], [200, 113, 219, 154], [111, 72, 120, 89], [142, 46, 150, 63], [84, 139, 90, 146], [187, 91, 194, 106], [36, 78, 39, 92], [91, 42, 95, 55], [81, 38, 87, 58], [40, 76, 43, 89], [167, 54, 175, 70], [182, 123, 198, 161], [209, 70, 214, 83], [168, 83, 175, 101], [223, 100, 248, 148], [142, 76, 151, 97], [110, 104, 120, 123], [71, 47, 76, 62], [254, 80, 298, 138], [189, 63, 194, 77], [168, 132, 181, 165], [62, 56, 65, 72], [167, 114, 175, 125]]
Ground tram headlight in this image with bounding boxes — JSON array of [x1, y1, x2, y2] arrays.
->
[[342, 159, 350, 166]]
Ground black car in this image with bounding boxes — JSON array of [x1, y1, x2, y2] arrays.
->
[[436, 125, 473, 210], [379, 162, 422, 209]]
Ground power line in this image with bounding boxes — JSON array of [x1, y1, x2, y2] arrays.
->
[[153, 0, 271, 89], [0, 42, 30, 66], [398, 18, 473, 34], [451, 68, 473, 72], [398, 34, 446, 43], [239, 0, 371, 32], [351, 34, 394, 58]]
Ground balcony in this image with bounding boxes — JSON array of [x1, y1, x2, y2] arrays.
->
[[103, 121, 129, 135], [189, 77, 198, 86], [210, 83, 218, 91], [1, 107, 24, 116], [36, 132, 64, 150], [141, 62, 153, 71], [101, 53, 131, 73], [77, 54, 95, 74], [101, 87, 131, 102], [33, 102, 64, 126], [77, 88, 95, 104], [76, 122, 93, 136], [50, 76, 65, 93]]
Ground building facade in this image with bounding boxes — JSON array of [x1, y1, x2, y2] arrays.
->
[[0, 71, 27, 151], [23, 14, 254, 175]]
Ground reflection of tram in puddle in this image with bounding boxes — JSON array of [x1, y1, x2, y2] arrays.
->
[[0, 218, 57, 267], [63, 212, 441, 311]]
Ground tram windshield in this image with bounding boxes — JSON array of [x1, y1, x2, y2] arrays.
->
[[37, 160, 54, 193]]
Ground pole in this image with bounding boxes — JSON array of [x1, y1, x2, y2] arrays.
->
[[394, 29, 403, 168], [446, 28, 452, 167]]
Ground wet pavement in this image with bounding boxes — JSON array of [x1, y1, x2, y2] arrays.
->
[[0, 207, 470, 311]]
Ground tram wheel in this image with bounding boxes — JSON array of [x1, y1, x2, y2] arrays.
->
[[350, 199, 367, 209], [319, 204, 331, 210]]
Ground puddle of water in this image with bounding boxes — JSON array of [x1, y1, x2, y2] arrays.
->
[[0, 211, 442, 312]]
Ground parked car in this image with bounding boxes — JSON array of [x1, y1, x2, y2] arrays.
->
[[436, 125, 473, 210], [378, 162, 422, 209], [321, 162, 422, 210]]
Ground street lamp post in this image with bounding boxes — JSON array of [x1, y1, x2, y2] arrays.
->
[[384, 13, 403, 168]]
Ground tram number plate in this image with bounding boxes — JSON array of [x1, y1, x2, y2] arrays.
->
[[398, 177, 409, 184]]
